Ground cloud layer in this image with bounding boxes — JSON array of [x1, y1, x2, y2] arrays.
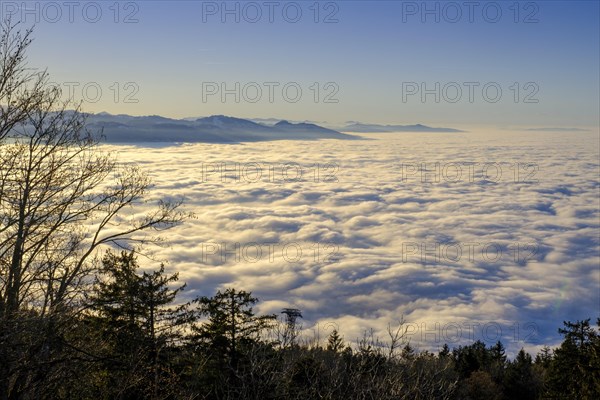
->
[[106, 130, 600, 356]]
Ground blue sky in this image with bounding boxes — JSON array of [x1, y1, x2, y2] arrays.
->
[[8, 0, 600, 127]]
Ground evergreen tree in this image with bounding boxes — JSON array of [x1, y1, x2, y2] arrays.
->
[[327, 329, 345, 353], [504, 348, 540, 400], [490, 341, 507, 364], [192, 288, 276, 367], [453, 340, 490, 379], [546, 319, 600, 399], [189, 288, 276, 397], [534, 346, 552, 368], [88, 251, 188, 399], [438, 343, 451, 358], [489, 341, 507, 384]]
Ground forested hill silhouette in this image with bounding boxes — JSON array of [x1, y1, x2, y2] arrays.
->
[[85, 113, 360, 143]]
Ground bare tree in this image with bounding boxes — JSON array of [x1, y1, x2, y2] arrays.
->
[[0, 21, 188, 399], [0, 20, 47, 142]]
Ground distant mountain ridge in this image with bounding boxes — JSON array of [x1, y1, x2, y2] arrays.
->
[[341, 122, 464, 133], [84, 113, 358, 143]]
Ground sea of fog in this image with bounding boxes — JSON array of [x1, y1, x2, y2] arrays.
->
[[105, 130, 599, 356]]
